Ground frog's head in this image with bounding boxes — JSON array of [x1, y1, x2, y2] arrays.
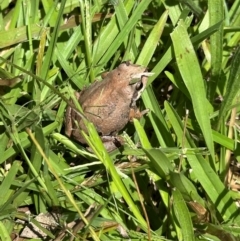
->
[[116, 61, 154, 101]]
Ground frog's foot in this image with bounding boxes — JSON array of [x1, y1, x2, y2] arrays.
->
[[129, 108, 150, 122], [101, 136, 124, 152]]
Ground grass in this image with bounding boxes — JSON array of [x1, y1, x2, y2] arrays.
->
[[0, 0, 240, 240]]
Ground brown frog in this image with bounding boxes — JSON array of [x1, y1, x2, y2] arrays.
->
[[65, 61, 152, 152]]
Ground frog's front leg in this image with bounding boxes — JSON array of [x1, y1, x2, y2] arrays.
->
[[129, 107, 149, 122]]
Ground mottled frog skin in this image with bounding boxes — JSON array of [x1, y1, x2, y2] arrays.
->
[[65, 61, 152, 151]]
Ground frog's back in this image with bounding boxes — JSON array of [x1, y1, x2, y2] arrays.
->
[[79, 82, 132, 135]]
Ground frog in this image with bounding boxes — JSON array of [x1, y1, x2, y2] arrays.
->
[[65, 61, 153, 152]]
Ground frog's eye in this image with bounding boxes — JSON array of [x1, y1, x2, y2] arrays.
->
[[135, 80, 143, 90]]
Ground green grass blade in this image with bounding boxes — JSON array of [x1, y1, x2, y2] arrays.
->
[[218, 46, 240, 129], [165, 101, 239, 221], [41, 0, 66, 80], [172, 189, 195, 241], [82, 121, 148, 230], [0, 134, 8, 159], [41, 0, 59, 26], [147, 19, 222, 86], [96, 0, 151, 68], [0, 161, 21, 206], [9, 0, 22, 29], [2, 179, 35, 211], [170, 172, 205, 206], [79, 0, 94, 82], [0, 221, 11, 241], [137, 10, 169, 66], [187, 119, 236, 151], [133, 118, 151, 149], [208, 0, 224, 100], [143, 148, 173, 178], [92, 1, 135, 64], [171, 19, 214, 159], [115, 0, 129, 29], [2, 122, 59, 163], [142, 87, 175, 147]]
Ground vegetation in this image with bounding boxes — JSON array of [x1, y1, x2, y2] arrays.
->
[[0, 0, 240, 240]]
